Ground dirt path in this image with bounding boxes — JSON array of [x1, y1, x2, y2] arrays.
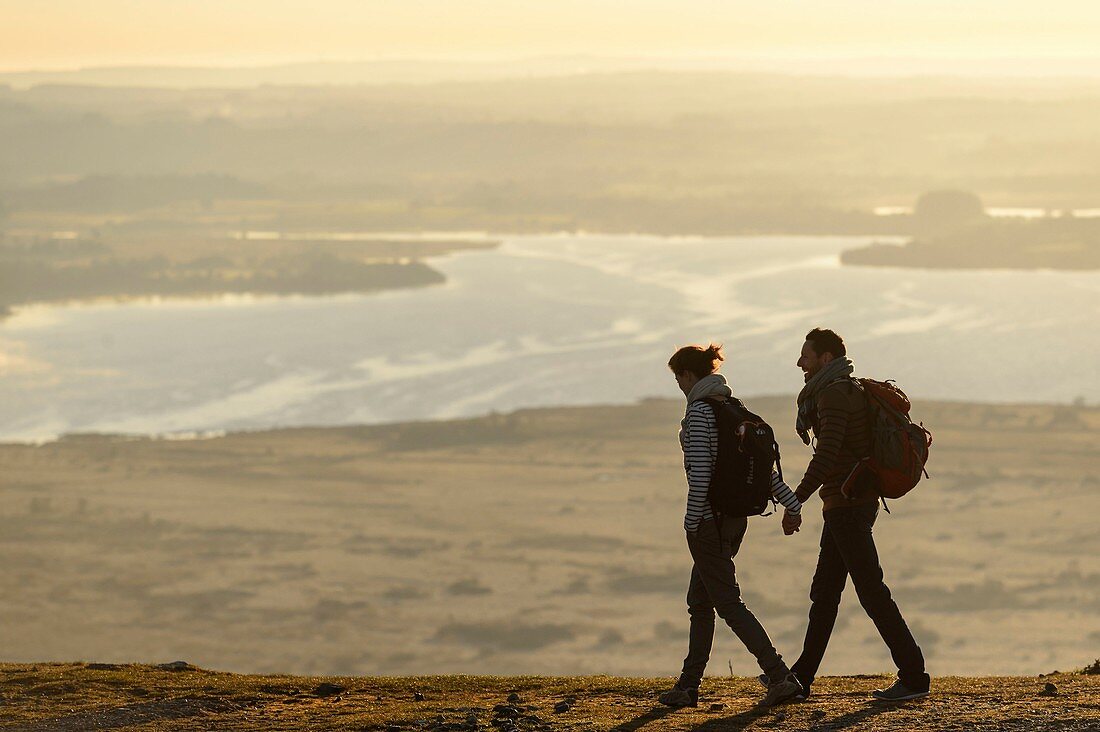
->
[[0, 664, 1097, 731]]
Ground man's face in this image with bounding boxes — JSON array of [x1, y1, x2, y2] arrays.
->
[[797, 340, 832, 383]]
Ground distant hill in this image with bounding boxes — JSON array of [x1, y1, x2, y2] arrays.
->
[[3, 73, 1100, 236], [842, 215, 1100, 270], [0, 237, 497, 318], [0, 58, 686, 89], [842, 191, 1100, 270], [7, 57, 1100, 89], [7, 174, 268, 212]]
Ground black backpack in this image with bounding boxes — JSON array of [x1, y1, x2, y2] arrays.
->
[[699, 397, 782, 517]]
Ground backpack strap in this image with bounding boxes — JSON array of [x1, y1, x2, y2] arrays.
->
[[697, 396, 725, 413], [773, 438, 784, 485], [696, 398, 726, 539]]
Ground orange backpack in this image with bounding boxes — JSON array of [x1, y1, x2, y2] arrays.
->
[[842, 378, 933, 503]]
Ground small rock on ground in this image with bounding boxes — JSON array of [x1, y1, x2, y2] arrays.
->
[[314, 683, 346, 697], [493, 704, 521, 718]]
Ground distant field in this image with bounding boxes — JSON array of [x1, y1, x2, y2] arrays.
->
[[0, 398, 1097, 679], [4, 73, 1100, 237]]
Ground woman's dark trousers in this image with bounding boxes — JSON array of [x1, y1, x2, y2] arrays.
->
[[790, 502, 929, 692], [678, 516, 789, 688]]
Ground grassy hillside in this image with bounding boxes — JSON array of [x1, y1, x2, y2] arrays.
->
[[0, 399, 1096, 680], [0, 664, 1097, 731]]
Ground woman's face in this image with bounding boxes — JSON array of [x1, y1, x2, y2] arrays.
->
[[675, 370, 700, 396]]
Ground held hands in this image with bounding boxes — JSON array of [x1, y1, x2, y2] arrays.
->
[[781, 510, 802, 536]]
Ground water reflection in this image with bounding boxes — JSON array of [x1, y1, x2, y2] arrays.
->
[[1, 234, 1097, 442]]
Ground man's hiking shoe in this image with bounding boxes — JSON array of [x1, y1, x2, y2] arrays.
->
[[758, 673, 809, 700], [872, 680, 929, 702], [758, 674, 804, 707], [658, 683, 698, 708]]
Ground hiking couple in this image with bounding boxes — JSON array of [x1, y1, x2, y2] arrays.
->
[[659, 328, 931, 709]]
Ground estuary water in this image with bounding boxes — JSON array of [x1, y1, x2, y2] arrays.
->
[[2, 233, 1098, 441]]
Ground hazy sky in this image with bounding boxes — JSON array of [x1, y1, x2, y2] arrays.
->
[[4, 0, 1100, 71]]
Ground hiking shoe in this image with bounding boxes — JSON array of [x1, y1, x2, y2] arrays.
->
[[658, 682, 698, 708], [758, 674, 804, 707], [758, 673, 809, 699], [872, 680, 929, 702]]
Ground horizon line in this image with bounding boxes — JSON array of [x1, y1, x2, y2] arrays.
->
[[5, 53, 1100, 78]]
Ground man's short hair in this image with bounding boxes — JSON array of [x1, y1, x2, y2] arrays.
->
[[805, 328, 846, 358]]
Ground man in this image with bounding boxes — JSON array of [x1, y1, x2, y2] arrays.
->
[[658, 343, 805, 709], [785, 328, 930, 701]]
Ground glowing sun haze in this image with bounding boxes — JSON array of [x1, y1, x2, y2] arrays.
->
[[4, 0, 1100, 71]]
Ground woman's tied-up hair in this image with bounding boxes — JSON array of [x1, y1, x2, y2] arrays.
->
[[668, 343, 724, 378]]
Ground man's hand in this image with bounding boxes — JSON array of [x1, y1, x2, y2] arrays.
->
[[782, 511, 802, 535]]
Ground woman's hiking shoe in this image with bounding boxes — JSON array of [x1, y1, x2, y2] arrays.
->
[[872, 680, 929, 701], [758, 674, 804, 707], [658, 682, 698, 708], [757, 673, 810, 700]]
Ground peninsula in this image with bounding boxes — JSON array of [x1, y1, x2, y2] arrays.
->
[[0, 236, 498, 319]]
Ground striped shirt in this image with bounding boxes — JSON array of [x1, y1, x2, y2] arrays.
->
[[681, 400, 801, 532]]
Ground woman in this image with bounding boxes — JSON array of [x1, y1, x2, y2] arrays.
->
[[658, 343, 804, 708]]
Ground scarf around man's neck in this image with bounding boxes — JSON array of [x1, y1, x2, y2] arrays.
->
[[680, 373, 734, 442], [795, 356, 855, 444]]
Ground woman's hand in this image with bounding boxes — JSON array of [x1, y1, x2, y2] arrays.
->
[[782, 511, 802, 536]]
